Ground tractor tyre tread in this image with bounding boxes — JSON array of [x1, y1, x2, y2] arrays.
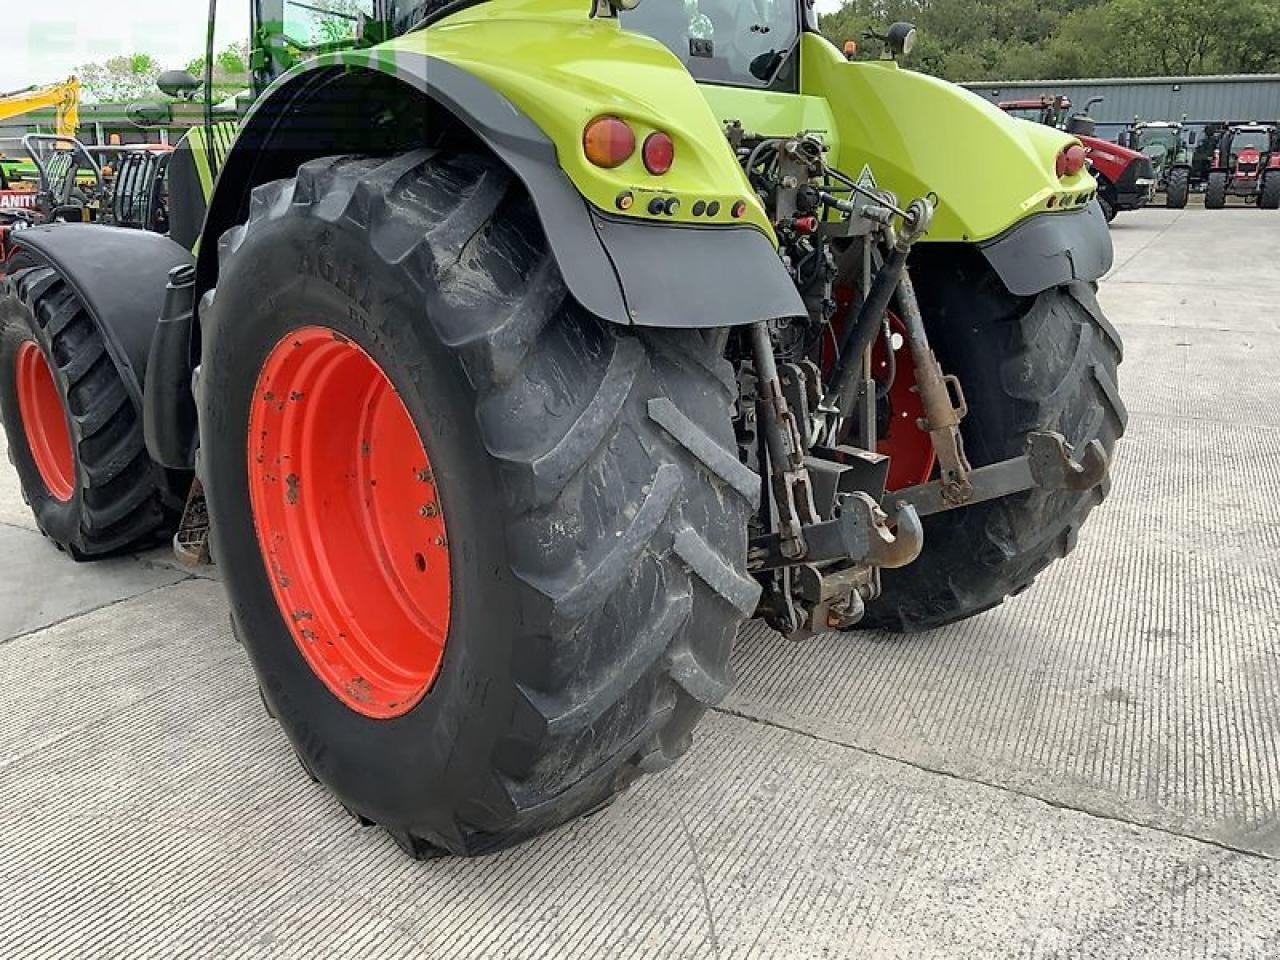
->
[[207, 152, 757, 857], [1205, 172, 1228, 209], [1165, 167, 1190, 209], [1260, 172, 1280, 210], [861, 262, 1125, 633], [0, 264, 175, 558]]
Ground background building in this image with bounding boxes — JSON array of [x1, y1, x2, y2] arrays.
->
[[965, 74, 1280, 143]]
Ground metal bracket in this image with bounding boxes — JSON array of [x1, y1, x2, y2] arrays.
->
[[749, 492, 923, 573], [173, 478, 211, 567], [893, 431, 1109, 519]]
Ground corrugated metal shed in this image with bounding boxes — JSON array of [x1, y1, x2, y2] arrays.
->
[[965, 75, 1280, 140]]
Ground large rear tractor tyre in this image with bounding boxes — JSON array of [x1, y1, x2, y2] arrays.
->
[[861, 256, 1127, 632], [1165, 167, 1190, 209], [200, 152, 758, 857], [1260, 173, 1280, 210], [0, 264, 178, 557], [1205, 172, 1228, 209]]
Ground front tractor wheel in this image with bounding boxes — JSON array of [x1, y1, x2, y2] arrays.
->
[[200, 152, 757, 856], [0, 264, 178, 557], [1261, 173, 1280, 210], [1165, 167, 1190, 209], [862, 255, 1127, 632], [1205, 172, 1228, 209]]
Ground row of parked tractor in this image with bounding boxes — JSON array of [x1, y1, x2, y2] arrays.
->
[[998, 95, 1280, 219]]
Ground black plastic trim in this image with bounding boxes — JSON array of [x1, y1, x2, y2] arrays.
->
[[978, 202, 1113, 298], [13, 225, 194, 409], [199, 56, 806, 329]]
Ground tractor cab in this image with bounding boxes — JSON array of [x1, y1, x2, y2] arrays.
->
[[1119, 120, 1194, 208], [997, 95, 1102, 137], [1205, 123, 1280, 209], [619, 0, 803, 89], [1120, 120, 1187, 161], [998, 95, 1072, 128], [1217, 125, 1277, 172]]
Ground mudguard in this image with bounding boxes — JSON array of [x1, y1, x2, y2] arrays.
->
[[977, 200, 1113, 297], [198, 25, 807, 328], [13, 225, 193, 409], [795, 34, 1113, 295]]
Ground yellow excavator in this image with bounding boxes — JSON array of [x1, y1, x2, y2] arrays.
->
[[0, 77, 79, 137], [0, 77, 79, 190]]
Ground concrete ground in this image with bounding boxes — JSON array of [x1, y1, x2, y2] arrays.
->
[[2, 207, 1279, 958]]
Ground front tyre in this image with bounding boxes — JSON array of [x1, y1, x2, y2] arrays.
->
[[1261, 172, 1280, 210], [1165, 167, 1190, 209], [1205, 172, 1228, 209], [862, 254, 1126, 632], [0, 264, 177, 557], [200, 153, 758, 856]]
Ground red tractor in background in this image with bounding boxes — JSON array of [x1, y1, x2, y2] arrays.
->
[[1000, 95, 1156, 222], [1204, 123, 1280, 209]]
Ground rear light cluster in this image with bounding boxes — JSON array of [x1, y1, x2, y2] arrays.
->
[[1056, 143, 1087, 179], [584, 115, 749, 221], [584, 116, 675, 175], [583, 116, 635, 170]]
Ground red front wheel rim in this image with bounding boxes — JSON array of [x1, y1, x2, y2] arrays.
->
[[248, 327, 451, 719], [14, 340, 75, 501]]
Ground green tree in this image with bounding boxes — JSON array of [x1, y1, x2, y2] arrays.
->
[[76, 53, 163, 102], [186, 41, 252, 99], [819, 0, 1280, 80]]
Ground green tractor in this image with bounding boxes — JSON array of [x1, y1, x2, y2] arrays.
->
[[1120, 118, 1193, 208], [0, 0, 1123, 857]]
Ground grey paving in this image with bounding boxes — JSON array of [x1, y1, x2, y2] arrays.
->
[[0, 426, 37, 532], [0, 522, 188, 641], [2, 207, 1280, 958]]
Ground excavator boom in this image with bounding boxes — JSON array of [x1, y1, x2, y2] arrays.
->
[[0, 77, 79, 137]]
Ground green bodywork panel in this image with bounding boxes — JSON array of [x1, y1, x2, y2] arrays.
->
[[403, 1, 774, 236], [250, 0, 1092, 245], [794, 34, 1092, 242]]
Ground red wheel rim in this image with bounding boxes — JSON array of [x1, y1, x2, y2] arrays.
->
[[247, 327, 451, 719], [14, 340, 74, 501], [824, 287, 935, 491], [873, 313, 936, 491]]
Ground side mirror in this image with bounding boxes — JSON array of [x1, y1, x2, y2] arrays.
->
[[157, 70, 202, 100], [128, 102, 173, 127], [886, 22, 918, 57]]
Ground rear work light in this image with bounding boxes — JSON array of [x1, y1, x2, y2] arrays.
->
[[584, 116, 636, 169], [1056, 143, 1087, 178], [642, 132, 675, 175]]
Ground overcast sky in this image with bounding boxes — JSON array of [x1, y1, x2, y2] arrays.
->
[[5, 0, 844, 93], [3, 2, 249, 91]]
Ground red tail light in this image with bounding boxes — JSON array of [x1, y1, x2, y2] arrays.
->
[[1212, 149, 1220, 166], [1056, 143, 1087, 178], [642, 132, 675, 175], [584, 116, 636, 169]]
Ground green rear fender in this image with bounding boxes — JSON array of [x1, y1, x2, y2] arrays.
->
[[411, 2, 774, 235], [800, 34, 1096, 243], [196, 1, 807, 329]]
